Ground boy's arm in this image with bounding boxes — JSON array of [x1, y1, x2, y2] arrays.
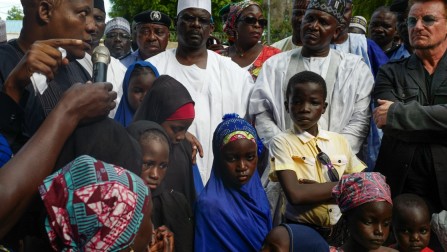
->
[[277, 170, 337, 205], [269, 134, 337, 206]]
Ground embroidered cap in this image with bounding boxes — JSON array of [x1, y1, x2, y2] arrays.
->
[[177, 0, 212, 15], [105, 17, 131, 35], [349, 16, 367, 33], [307, 0, 346, 24], [134, 10, 172, 28]]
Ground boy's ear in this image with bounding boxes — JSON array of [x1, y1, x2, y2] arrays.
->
[[38, 0, 54, 24], [284, 101, 289, 113], [322, 102, 328, 114]]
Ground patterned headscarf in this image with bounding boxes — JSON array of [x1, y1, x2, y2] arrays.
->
[[332, 172, 392, 213], [40, 155, 150, 251], [195, 114, 271, 251], [213, 113, 263, 157], [224, 0, 262, 41]]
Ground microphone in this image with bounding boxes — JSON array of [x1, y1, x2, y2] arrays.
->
[[91, 44, 111, 83]]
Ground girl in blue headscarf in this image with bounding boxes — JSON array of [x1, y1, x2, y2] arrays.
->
[[194, 114, 271, 251], [114, 61, 159, 127]]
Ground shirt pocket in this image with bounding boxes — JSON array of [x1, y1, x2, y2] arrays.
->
[[393, 87, 419, 103], [433, 85, 447, 104], [330, 155, 348, 178], [291, 155, 317, 181]]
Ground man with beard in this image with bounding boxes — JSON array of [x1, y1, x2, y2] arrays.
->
[[250, 0, 373, 155], [374, 0, 447, 248], [271, 0, 309, 51], [104, 17, 132, 60], [121, 9, 171, 67], [147, 0, 254, 185]]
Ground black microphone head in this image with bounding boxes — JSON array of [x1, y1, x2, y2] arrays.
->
[[92, 45, 111, 65]]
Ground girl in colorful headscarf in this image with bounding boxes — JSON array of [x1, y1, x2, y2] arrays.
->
[[114, 61, 159, 127], [39, 155, 152, 252], [331, 172, 395, 252], [218, 0, 281, 81], [194, 114, 271, 251]]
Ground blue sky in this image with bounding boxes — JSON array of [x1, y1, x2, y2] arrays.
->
[[0, 0, 112, 20]]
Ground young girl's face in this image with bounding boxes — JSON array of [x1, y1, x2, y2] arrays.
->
[[220, 138, 258, 187], [160, 119, 193, 144], [140, 138, 169, 191], [394, 207, 431, 252], [128, 72, 157, 112], [347, 201, 393, 250]]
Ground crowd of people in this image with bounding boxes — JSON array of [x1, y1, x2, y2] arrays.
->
[[0, 0, 447, 251]]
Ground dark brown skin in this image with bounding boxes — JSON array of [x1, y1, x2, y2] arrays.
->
[[227, 5, 264, 68], [2, 39, 85, 103], [0, 82, 116, 238], [277, 170, 337, 205], [175, 8, 211, 69]]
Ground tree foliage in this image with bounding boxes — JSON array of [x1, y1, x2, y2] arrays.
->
[[109, 0, 396, 43], [109, 0, 262, 32], [6, 6, 24, 20], [352, 0, 394, 21]]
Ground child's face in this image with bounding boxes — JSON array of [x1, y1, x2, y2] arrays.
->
[[347, 201, 393, 251], [220, 139, 258, 187], [128, 73, 157, 112], [140, 139, 169, 191], [394, 207, 431, 252], [161, 119, 193, 144], [285, 82, 327, 136]]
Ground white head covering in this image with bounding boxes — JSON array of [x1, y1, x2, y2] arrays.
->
[[105, 17, 131, 35], [349, 16, 367, 34], [0, 20, 6, 43], [177, 0, 211, 15]]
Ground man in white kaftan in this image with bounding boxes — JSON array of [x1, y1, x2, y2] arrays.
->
[[250, 0, 374, 154], [148, 0, 254, 184]]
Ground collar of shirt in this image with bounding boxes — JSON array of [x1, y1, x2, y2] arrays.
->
[[291, 126, 330, 144]]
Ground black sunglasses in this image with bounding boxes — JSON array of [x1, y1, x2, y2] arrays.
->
[[407, 15, 445, 28], [316, 144, 340, 182], [238, 16, 268, 28], [179, 14, 211, 26]]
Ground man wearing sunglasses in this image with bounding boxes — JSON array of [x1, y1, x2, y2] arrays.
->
[[146, 0, 254, 185], [374, 0, 447, 239]]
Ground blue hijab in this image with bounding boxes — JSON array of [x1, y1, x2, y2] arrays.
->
[[194, 114, 271, 252], [114, 61, 159, 127]]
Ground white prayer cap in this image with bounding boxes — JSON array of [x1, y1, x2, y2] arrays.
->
[[177, 0, 212, 15]]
